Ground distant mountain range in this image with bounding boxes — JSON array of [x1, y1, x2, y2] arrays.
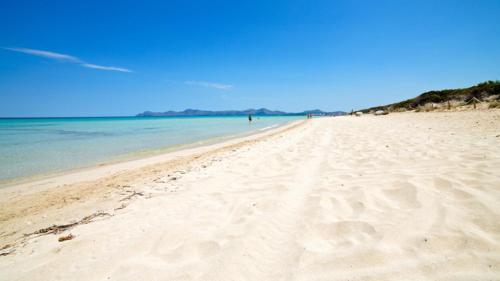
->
[[136, 108, 346, 117]]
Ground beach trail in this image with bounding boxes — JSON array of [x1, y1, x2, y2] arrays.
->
[[1, 111, 499, 281]]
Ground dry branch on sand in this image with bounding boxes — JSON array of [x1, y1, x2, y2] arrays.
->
[[0, 211, 112, 257], [119, 190, 144, 202], [29, 212, 112, 236]]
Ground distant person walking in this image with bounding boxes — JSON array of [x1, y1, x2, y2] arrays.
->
[[248, 114, 252, 122]]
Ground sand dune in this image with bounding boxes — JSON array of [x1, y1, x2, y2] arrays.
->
[[1, 111, 500, 280]]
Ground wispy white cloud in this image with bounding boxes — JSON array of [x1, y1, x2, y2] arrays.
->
[[3, 47, 82, 63], [3, 47, 132, 73], [81, 63, 132, 73], [184, 80, 233, 90]]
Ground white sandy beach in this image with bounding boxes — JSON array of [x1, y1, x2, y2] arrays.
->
[[1, 110, 500, 281]]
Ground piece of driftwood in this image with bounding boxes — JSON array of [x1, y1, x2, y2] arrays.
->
[[28, 212, 112, 236], [0, 244, 15, 256], [119, 190, 144, 202], [58, 233, 74, 242]]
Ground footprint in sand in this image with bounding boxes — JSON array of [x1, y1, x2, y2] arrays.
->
[[197, 241, 221, 257], [229, 204, 257, 225], [153, 242, 192, 263], [433, 177, 453, 189], [434, 177, 473, 200], [382, 181, 421, 209], [348, 200, 365, 216], [316, 220, 379, 247]]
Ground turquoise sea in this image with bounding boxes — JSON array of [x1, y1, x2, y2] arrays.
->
[[0, 116, 301, 184]]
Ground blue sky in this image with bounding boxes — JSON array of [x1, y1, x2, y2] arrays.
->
[[1, 0, 499, 117]]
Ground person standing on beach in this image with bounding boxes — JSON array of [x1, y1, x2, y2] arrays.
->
[[248, 114, 252, 122]]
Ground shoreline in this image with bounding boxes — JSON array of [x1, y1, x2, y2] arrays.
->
[[0, 119, 307, 249], [0, 118, 300, 189]]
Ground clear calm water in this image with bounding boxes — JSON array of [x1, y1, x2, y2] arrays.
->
[[0, 116, 301, 183]]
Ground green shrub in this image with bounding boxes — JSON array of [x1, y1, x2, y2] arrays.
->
[[489, 101, 500, 109], [358, 81, 500, 112]]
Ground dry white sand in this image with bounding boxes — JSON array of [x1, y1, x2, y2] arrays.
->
[[1, 111, 500, 281]]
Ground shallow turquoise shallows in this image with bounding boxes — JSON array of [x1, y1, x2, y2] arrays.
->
[[0, 116, 301, 184]]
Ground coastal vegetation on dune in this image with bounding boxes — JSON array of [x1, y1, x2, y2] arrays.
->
[[361, 80, 500, 113]]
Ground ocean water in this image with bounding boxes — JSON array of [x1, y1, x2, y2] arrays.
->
[[0, 116, 301, 184]]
